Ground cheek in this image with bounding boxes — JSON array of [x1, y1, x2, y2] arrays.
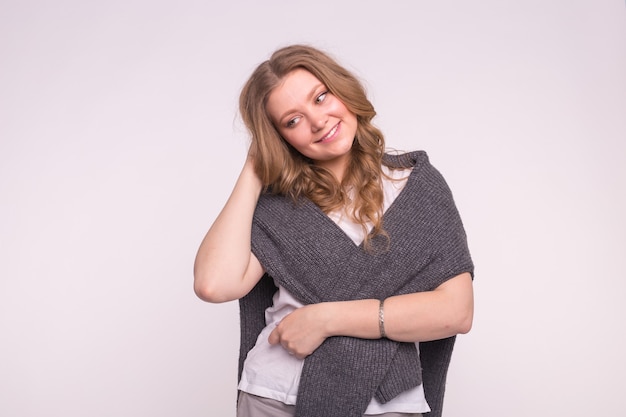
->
[[279, 132, 296, 148], [280, 127, 308, 149], [279, 131, 317, 158], [330, 97, 351, 115]]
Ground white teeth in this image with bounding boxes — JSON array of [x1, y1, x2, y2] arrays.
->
[[322, 125, 338, 140]]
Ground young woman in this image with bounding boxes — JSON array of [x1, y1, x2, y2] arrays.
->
[[194, 44, 474, 417]]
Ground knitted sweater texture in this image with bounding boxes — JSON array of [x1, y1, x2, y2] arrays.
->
[[238, 151, 473, 417]]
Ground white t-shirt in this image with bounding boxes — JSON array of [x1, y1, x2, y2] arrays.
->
[[239, 166, 430, 414]]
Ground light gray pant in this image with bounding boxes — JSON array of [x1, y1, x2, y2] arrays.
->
[[237, 391, 423, 417]]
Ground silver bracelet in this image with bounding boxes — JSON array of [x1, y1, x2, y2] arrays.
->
[[378, 299, 387, 338]]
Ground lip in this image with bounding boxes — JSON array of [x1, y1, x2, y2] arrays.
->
[[315, 122, 341, 143]]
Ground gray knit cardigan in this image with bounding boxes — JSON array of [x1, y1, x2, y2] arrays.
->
[[238, 151, 473, 417]]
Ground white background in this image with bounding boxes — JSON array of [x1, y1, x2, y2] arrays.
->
[[1, 1, 625, 416]]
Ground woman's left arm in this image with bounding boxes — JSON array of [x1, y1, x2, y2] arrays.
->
[[268, 272, 473, 358]]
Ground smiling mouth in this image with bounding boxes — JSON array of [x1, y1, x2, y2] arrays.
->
[[315, 123, 340, 143]]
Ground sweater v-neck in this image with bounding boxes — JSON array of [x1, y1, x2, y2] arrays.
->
[[251, 151, 441, 305], [289, 152, 423, 252]]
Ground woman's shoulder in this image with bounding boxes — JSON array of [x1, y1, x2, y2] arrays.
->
[[382, 149, 429, 169], [383, 150, 452, 194]]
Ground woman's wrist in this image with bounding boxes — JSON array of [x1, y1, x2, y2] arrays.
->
[[378, 299, 387, 338], [322, 299, 381, 340]]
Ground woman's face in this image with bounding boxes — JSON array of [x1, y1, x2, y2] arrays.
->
[[266, 68, 357, 177]]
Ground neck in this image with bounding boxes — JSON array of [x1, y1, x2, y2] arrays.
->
[[315, 153, 351, 182]]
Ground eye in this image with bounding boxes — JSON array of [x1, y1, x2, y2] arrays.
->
[[285, 116, 301, 128], [315, 91, 328, 104]]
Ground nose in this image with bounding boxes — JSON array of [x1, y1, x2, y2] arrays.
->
[[310, 112, 328, 132]]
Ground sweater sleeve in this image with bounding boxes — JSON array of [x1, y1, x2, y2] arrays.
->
[[407, 153, 474, 289], [237, 273, 277, 382]]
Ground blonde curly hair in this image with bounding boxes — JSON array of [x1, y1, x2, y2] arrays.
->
[[239, 44, 391, 248]]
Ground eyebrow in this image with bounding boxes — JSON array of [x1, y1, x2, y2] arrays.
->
[[275, 82, 325, 123]]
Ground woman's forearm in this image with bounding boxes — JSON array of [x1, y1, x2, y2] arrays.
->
[[322, 272, 474, 342], [193, 159, 264, 303]]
